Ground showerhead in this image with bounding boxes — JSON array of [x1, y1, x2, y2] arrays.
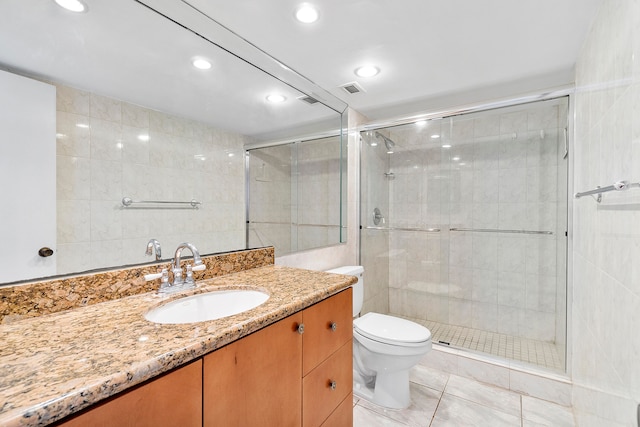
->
[[375, 131, 395, 153]]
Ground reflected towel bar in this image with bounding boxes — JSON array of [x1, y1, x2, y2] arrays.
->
[[574, 180, 640, 203], [449, 228, 553, 235], [121, 197, 201, 208]]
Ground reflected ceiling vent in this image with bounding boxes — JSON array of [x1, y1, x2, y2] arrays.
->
[[297, 95, 319, 105], [339, 81, 365, 94]]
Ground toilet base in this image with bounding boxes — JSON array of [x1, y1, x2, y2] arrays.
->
[[353, 369, 411, 409]]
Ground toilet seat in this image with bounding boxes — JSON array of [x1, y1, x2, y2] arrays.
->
[[354, 312, 431, 347]]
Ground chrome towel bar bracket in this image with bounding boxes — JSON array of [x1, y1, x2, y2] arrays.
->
[[574, 180, 640, 203]]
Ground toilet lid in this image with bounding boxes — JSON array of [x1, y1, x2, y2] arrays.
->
[[354, 312, 432, 345]]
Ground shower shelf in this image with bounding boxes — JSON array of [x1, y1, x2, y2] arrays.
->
[[574, 180, 640, 203], [363, 226, 441, 233], [449, 228, 553, 235]]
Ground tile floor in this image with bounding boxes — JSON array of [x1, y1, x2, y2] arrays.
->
[[400, 317, 563, 371], [352, 357, 575, 426]]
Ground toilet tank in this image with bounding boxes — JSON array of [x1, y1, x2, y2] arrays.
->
[[325, 266, 364, 317]]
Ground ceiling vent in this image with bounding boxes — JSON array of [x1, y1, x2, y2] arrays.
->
[[339, 81, 365, 94], [297, 95, 320, 105]]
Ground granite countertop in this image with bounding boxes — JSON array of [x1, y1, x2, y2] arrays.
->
[[0, 265, 356, 427]]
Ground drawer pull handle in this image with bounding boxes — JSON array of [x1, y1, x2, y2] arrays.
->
[[330, 322, 337, 331], [297, 323, 305, 334], [329, 380, 337, 390]]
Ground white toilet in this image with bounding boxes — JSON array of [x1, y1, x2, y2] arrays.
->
[[326, 266, 432, 409]]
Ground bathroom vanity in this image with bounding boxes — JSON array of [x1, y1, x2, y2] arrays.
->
[[0, 264, 355, 427]]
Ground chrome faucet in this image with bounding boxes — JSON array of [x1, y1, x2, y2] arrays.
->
[[171, 242, 204, 286], [144, 242, 207, 293], [145, 239, 162, 260]]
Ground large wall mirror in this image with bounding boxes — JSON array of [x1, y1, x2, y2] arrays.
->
[[247, 132, 347, 258], [0, 0, 347, 285]]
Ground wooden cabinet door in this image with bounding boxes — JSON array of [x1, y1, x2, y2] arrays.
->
[[56, 360, 202, 427], [302, 289, 352, 376], [203, 312, 303, 427]]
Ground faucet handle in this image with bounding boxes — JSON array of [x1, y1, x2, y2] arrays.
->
[[192, 264, 206, 272], [144, 270, 164, 282]]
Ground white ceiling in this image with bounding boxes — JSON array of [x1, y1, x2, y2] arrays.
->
[[194, 0, 602, 121], [0, 0, 602, 139]]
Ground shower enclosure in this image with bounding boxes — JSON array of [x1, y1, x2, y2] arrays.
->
[[360, 97, 569, 371]]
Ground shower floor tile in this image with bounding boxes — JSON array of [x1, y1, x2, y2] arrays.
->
[[400, 317, 563, 371]]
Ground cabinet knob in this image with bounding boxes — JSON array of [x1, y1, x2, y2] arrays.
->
[[38, 247, 54, 257], [329, 322, 337, 331], [297, 323, 305, 334], [329, 380, 337, 391]]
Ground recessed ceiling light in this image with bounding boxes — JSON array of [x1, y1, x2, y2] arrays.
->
[[266, 94, 287, 103], [75, 123, 89, 129], [192, 58, 212, 70], [137, 134, 150, 142], [54, 0, 87, 12], [431, 134, 440, 139], [354, 65, 380, 78], [295, 4, 319, 23], [452, 156, 460, 161], [415, 120, 427, 127], [441, 144, 452, 149]]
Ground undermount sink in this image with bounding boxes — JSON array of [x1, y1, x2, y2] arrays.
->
[[145, 289, 269, 324]]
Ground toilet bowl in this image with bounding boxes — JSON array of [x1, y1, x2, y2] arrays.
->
[[326, 266, 432, 409]]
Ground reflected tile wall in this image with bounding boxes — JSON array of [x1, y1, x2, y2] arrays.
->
[[386, 100, 567, 346], [56, 84, 247, 274], [572, 0, 640, 424]]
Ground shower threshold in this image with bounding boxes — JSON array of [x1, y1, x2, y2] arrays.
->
[[398, 316, 563, 371]]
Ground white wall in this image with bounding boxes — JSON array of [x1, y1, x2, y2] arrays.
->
[[572, 1, 640, 425]]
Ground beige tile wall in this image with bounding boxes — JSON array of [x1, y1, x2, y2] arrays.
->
[[572, 0, 640, 425], [55, 84, 247, 275]]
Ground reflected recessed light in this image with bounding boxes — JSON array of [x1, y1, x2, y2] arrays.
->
[[431, 134, 440, 139], [459, 162, 466, 166], [75, 123, 89, 129], [355, 65, 380, 78], [415, 120, 427, 127], [452, 156, 460, 161], [441, 144, 452, 149], [54, 0, 87, 12], [295, 4, 319, 23], [266, 94, 287, 103], [137, 134, 150, 142], [192, 58, 212, 70]]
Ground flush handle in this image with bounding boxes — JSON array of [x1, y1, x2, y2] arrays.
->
[[38, 247, 54, 257]]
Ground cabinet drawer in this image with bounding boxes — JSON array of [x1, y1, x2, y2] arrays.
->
[[302, 288, 352, 375], [303, 340, 352, 427], [320, 393, 353, 427]]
